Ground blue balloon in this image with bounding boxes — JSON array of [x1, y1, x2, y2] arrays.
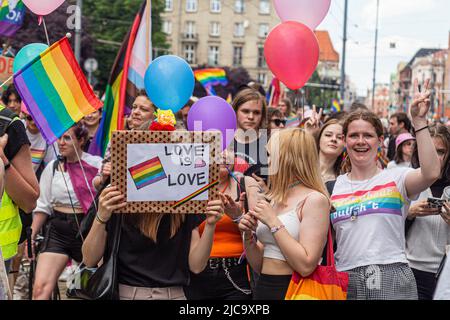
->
[[13, 43, 49, 74], [144, 55, 195, 113]]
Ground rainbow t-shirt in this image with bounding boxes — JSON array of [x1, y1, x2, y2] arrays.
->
[[330, 167, 416, 271], [31, 148, 46, 166]]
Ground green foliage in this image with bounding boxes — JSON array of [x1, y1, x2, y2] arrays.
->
[[305, 71, 339, 109], [83, 0, 167, 90]]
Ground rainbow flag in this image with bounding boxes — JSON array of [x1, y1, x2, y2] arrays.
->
[[89, 0, 152, 157], [129, 156, 167, 190], [13, 37, 103, 144], [194, 68, 228, 95], [0, 0, 25, 37], [331, 99, 341, 113]]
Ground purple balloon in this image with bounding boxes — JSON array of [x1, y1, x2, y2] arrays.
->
[[187, 96, 237, 151]]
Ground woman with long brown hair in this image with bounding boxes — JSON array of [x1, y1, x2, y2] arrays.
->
[[238, 128, 330, 300], [330, 80, 440, 300]]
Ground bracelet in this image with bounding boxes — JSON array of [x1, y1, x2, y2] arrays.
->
[[414, 125, 429, 134], [95, 213, 108, 225], [270, 224, 286, 234], [232, 214, 243, 224]]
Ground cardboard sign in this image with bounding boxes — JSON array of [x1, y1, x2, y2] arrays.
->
[[111, 130, 221, 214], [0, 56, 13, 94]]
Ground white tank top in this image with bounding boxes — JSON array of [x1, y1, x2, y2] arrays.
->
[[256, 198, 309, 261]]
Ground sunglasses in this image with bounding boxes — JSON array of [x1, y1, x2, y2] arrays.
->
[[271, 119, 286, 127], [25, 115, 33, 121]]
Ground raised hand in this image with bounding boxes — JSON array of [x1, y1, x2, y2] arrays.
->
[[409, 79, 431, 127], [219, 193, 242, 220], [205, 199, 224, 226], [304, 105, 323, 134]]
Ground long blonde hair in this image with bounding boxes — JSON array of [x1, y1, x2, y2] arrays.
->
[[125, 214, 186, 243], [267, 128, 328, 205]]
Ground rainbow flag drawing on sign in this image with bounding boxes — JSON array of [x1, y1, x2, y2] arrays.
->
[[331, 99, 341, 113], [129, 156, 167, 190], [13, 37, 103, 144], [0, 0, 25, 37], [194, 68, 228, 95]]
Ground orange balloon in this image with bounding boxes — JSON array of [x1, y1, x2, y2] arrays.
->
[[264, 22, 319, 90]]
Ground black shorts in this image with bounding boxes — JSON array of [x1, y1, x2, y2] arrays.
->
[[40, 210, 85, 262]]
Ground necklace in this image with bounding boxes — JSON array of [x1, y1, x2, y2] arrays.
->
[[288, 180, 302, 189]]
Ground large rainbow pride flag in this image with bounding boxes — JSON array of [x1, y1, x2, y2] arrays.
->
[[89, 0, 152, 157], [0, 0, 25, 37], [13, 37, 103, 144], [129, 156, 167, 190], [194, 68, 228, 95]]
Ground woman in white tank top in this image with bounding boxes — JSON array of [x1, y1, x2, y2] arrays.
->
[[238, 128, 330, 300]]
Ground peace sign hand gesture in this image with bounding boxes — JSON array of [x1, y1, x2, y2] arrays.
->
[[410, 79, 431, 127], [304, 105, 323, 135]]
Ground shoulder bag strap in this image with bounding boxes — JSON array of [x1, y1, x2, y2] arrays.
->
[[326, 228, 335, 267]]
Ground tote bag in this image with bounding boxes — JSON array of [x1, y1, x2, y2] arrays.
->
[[285, 228, 348, 300]]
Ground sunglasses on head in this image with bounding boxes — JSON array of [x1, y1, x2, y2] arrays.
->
[[271, 119, 286, 126]]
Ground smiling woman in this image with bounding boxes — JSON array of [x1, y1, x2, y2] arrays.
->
[[330, 79, 441, 300]]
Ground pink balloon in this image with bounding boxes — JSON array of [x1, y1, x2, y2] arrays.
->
[[274, 0, 331, 30], [264, 22, 319, 90], [23, 0, 65, 16]]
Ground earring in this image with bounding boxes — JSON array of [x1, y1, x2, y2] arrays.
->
[[342, 147, 348, 161], [377, 146, 388, 167]]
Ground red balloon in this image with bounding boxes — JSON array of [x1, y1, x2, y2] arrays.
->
[[264, 22, 319, 90]]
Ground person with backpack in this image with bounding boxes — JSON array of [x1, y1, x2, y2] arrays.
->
[[30, 123, 101, 299]]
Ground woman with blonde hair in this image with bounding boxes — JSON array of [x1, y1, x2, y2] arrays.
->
[[239, 128, 330, 300]]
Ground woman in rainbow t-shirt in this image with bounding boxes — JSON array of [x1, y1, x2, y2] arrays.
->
[[330, 79, 440, 300]]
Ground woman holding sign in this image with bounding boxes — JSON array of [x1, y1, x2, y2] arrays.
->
[[82, 189, 225, 300]]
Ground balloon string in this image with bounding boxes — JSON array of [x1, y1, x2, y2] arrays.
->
[[42, 17, 50, 46]]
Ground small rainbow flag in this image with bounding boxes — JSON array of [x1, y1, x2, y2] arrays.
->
[[194, 68, 228, 96], [286, 115, 300, 128], [0, 0, 25, 37], [129, 156, 167, 190], [172, 180, 219, 209], [30, 148, 45, 165], [13, 37, 103, 144], [331, 99, 341, 113]]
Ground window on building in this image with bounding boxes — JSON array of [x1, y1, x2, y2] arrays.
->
[[210, 0, 221, 13], [208, 46, 220, 66], [258, 73, 268, 87], [162, 20, 172, 35], [259, 0, 270, 14], [234, 22, 245, 37], [210, 22, 221, 37], [233, 46, 243, 66], [164, 0, 173, 11], [257, 46, 266, 68], [235, 0, 245, 13], [258, 23, 269, 38], [185, 21, 196, 38], [184, 44, 196, 64], [186, 0, 198, 12]]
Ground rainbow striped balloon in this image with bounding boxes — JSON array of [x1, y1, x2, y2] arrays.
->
[[129, 156, 167, 190], [13, 37, 103, 144]]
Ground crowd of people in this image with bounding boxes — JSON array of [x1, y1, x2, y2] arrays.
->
[[0, 78, 449, 301]]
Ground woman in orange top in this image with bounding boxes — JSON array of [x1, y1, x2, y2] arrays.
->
[[184, 151, 259, 300]]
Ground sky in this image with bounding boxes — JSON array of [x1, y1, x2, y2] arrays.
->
[[318, 0, 450, 97]]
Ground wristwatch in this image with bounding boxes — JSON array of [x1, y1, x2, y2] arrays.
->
[[270, 224, 285, 234]]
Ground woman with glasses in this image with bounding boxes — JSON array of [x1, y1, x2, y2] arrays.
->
[[268, 108, 286, 136]]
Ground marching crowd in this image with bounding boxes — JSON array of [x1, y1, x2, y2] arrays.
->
[[0, 78, 449, 301]]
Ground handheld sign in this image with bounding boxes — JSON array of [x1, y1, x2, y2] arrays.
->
[[111, 130, 220, 214]]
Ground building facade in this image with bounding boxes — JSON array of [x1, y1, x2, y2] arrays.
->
[[161, 0, 280, 87], [366, 84, 390, 117]]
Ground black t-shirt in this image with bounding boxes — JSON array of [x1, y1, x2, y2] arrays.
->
[[233, 132, 269, 182], [387, 135, 397, 161], [4, 120, 30, 161], [107, 214, 204, 288]]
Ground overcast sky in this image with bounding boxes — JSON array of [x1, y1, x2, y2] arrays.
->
[[317, 0, 450, 97]]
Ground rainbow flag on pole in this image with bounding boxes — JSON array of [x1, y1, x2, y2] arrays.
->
[[89, 0, 152, 157], [331, 99, 341, 113], [194, 68, 228, 95], [0, 0, 25, 37], [13, 37, 103, 144], [129, 156, 167, 190]]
